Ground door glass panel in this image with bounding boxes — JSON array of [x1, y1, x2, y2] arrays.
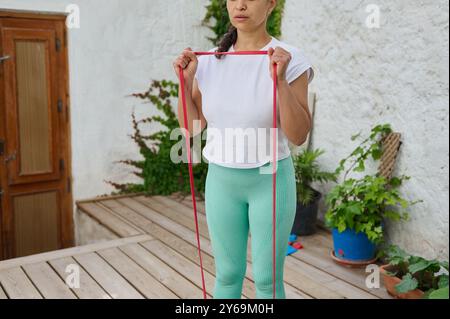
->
[[15, 40, 52, 174]]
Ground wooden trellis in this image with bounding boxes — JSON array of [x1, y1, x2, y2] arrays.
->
[[378, 132, 402, 181]]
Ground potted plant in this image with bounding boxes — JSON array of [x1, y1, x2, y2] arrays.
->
[[291, 148, 337, 236], [380, 245, 449, 299], [324, 124, 422, 265]]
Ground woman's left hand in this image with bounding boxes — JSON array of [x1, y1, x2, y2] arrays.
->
[[268, 46, 292, 82]]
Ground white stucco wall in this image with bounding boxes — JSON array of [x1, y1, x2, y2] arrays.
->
[[0, 1, 448, 260], [283, 0, 449, 260]]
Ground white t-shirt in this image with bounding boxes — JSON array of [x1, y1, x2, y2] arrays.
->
[[195, 36, 314, 169]]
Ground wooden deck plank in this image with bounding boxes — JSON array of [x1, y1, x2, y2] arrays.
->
[[101, 198, 310, 299], [0, 194, 390, 299], [49, 257, 111, 299], [0, 234, 153, 271], [131, 196, 363, 298], [101, 198, 254, 298], [113, 197, 258, 298], [0, 267, 42, 299], [119, 243, 210, 299], [98, 200, 161, 235], [118, 198, 336, 298], [293, 235, 391, 299], [77, 202, 142, 238], [169, 194, 206, 215], [139, 239, 219, 298], [295, 251, 392, 299], [132, 196, 251, 255], [282, 261, 343, 299], [302, 229, 334, 249], [22, 262, 77, 299], [0, 194, 392, 299], [165, 197, 390, 298], [285, 285, 313, 299], [98, 199, 214, 278], [76, 192, 145, 205], [97, 247, 179, 299], [73, 252, 144, 299], [170, 200, 375, 298], [131, 196, 210, 239], [111, 197, 213, 260], [153, 195, 209, 224], [138, 195, 259, 262], [135, 195, 267, 275], [286, 256, 377, 299]]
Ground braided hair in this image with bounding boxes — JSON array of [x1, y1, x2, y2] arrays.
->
[[214, 25, 238, 59]]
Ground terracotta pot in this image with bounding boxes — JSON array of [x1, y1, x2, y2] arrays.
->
[[380, 264, 425, 299]]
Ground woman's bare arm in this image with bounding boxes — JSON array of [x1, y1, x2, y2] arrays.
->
[[177, 78, 207, 137]]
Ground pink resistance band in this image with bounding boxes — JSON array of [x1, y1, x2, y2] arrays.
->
[[178, 50, 278, 299]]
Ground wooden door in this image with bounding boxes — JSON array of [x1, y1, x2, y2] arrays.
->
[[0, 10, 74, 260]]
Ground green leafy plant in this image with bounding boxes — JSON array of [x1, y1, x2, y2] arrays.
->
[[324, 124, 422, 244], [106, 80, 208, 198], [383, 245, 449, 299], [293, 148, 337, 205], [202, 0, 286, 46]]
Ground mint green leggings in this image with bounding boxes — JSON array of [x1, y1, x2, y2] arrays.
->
[[205, 155, 297, 299]]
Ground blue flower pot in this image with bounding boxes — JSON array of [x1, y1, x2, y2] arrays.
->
[[332, 228, 377, 261]]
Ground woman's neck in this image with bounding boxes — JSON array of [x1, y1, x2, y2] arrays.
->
[[233, 31, 272, 51]]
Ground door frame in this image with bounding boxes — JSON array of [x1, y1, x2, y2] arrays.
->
[[0, 9, 74, 259]]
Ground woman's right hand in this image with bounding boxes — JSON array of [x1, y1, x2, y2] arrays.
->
[[173, 47, 198, 86]]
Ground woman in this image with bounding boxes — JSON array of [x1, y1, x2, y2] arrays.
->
[[173, 0, 314, 299]]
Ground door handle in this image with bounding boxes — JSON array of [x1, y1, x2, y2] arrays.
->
[[4, 151, 16, 163], [0, 55, 11, 63]]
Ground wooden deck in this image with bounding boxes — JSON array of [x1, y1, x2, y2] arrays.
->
[[0, 194, 391, 299]]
